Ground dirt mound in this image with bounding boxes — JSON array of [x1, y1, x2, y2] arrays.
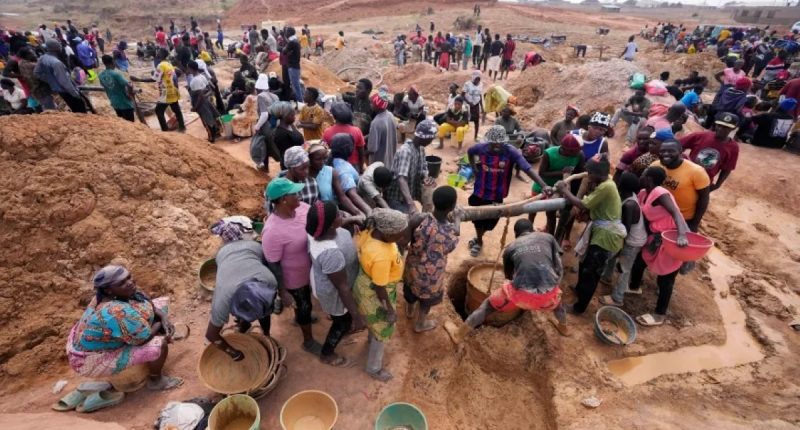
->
[[0, 113, 267, 393], [383, 63, 473, 106], [507, 58, 642, 127], [267, 58, 351, 94], [642, 51, 723, 92]]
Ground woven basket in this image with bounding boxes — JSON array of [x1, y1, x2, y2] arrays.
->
[[198, 332, 270, 394]]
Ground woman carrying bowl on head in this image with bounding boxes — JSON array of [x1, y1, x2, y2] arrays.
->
[[626, 167, 689, 327]]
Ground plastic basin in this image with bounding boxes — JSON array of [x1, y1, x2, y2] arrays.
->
[[594, 306, 637, 346], [208, 394, 260, 430], [199, 258, 217, 291], [447, 174, 467, 188], [661, 230, 713, 262], [221, 114, 235, 123], [280, 390, 338, 430], [375, 402, 428, 430]]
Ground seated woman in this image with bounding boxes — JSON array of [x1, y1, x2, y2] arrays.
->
[[231, 82, 258, 138], [67, 265, 182, 390]]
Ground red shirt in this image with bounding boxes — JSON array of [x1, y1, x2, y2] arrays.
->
[[155, 31, 167, 45], [503, 40, 516, 60], [323, 124, 366, 166], [779, 78, 800, 118], [679, 131, 739, 181]]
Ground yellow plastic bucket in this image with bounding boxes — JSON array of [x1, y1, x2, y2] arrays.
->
[[280, 390, 338, 430], [208, 394, 260, 430]]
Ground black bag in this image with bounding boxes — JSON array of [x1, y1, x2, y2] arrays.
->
[[433, 112, 447, 125]]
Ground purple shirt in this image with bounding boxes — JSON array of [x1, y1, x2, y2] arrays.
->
[[468, 143, 531, 202]]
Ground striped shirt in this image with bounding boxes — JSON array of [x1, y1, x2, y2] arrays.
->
[[468, 143, 531, 202]]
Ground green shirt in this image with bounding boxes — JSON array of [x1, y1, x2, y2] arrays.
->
[[99, 69, 134, 111], [582, 179, 623, 253], [533, 146, 582, 192]]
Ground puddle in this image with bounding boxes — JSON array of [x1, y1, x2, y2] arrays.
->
[[608, 249, 765, 386], [727, 197, 799, 251]]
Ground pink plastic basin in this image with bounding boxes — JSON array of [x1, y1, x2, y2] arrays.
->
[[661, 230, 714, 262]]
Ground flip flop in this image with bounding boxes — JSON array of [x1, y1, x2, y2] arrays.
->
[[76, 391, 125, 413], [76, 381, 112, 393], [146, 375, 184, 391], [468, 239, 482, 257], [636, 313, 665, 327], [302, 340, 323, 356], [414, 319, 438, 333], [321, 355, 356, 368], [171, 323, 190, 341], [599, 295, 623, 307], [52, 390, 87, 412], [366, 368, 393, 382]]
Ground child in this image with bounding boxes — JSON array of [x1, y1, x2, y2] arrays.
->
[[403, 186, 460, 332], [599, 172, 647, 307]]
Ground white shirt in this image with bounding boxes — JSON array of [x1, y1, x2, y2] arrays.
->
[[189, 73, 209, 92], [623, 42, 638, 60], [463, 80, 483, 106], [2, 87, 25, 110]]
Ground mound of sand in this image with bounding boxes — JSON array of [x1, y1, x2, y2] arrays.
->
[[0, 113, 267, 392], [267, 58, 352, 94], [507, 58, 642, 127], [383, 62, 474, 106]]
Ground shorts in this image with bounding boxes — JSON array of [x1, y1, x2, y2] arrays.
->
[[502, 58, 514, 69], [403, 282, 444, 308], [469, 193, 503, 231], [489, 282, 562, 312], [487, 55, 502, 72]]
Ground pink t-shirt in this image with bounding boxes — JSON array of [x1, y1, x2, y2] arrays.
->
[[639, 186, 682, 275], [262, 202, 311, 289], [722, 68, 745, 86]]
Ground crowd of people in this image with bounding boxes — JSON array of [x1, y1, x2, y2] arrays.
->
[[3, 12, 794, 411]]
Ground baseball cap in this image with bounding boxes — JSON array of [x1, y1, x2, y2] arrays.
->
[[266, 177, 304, 201], [650, 128, 675, 141], [714, 112, 739, 129]]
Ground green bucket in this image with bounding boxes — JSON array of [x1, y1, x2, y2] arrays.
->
[[208, 394, 260, 430], [221, 114, 234, 123], [198, 258, 217, 292], [375, 402, 428, 430], [251, 220, 264, 235]]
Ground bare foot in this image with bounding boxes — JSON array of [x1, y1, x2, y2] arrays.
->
[[549, 320, 571, 337], [444, 320, 468, 344]]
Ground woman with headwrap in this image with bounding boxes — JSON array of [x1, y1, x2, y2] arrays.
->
[[308, 141, 366, 216], [262, 178, 322, 355], [330, 133, 372, 216], [352, 208, 408, 382], [231, 81, 259, 138], [66, 265, 182, 390], [205, 219, 279, 360], [226, 71, 248, 111], [270, 101, 304, 169], [306, 201, 367, 367], [367, 86, 398, 166], [322, 102, 367, 172]]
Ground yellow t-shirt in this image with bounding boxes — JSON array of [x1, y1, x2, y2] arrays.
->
[[199, 51, 212, 64], [718, 29, 731, 42], [357, 231, 403, 286], [652, 160, 710, 220], [155, 60, 180, 103], [298, 104, 333, 140], [336, 36, 345, 50]]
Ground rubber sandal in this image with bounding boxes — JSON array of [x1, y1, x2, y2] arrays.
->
[[76, 391, 125, 413], [624, 288, 643, 296], [636, 313, 665, 327], [321, 355, 356, 368], [469, 240, 482, 257], [171, 323, 190, 341], [414, 319, 438, 333], [146, 375, 184, 391], [52, 390, 87, 412], [76, 381, 112, 392], [366, 369, 393, 382], [599, 296, 623, 307]]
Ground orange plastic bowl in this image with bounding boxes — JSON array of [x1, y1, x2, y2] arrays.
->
[[661, 230, 713, 262]]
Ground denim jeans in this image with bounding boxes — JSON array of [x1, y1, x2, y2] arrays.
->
[[288, 67, 303, 102], [602, 244, 642, 304]]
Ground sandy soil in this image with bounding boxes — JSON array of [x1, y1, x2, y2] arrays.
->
[[1, 2, 800, 430]]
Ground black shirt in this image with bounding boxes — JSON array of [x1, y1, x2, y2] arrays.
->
[[176, 45, 193, 68], [751, 111, 793, 149], [490, 40, 504, 56], [285, 39, 301, 68]]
